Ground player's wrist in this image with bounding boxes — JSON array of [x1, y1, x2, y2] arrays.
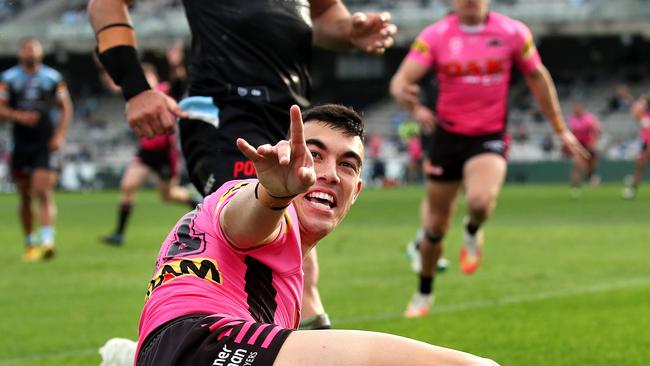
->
[[254, 182, 297, 211], [95, 24, 151, 101]]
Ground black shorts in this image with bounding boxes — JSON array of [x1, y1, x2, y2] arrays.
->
[[135, 148, 178, 180], [137, 314, 293, 366], [427, 127, 509, 182], [180, 99, 289, 196], [11, 147, 62, 178]]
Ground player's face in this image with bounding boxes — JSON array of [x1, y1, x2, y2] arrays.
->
[[18, 40, 43, 68], [453, 0, 489, 24], [294, 121, 364, 242]]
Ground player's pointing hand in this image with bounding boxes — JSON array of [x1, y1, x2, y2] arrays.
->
[[237, 105, 316, 198]]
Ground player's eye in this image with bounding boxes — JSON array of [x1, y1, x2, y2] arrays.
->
[[340, 161, 358, 172], [310, 151, 321, 159]]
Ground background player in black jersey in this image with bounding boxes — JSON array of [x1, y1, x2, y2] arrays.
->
[[88, 0, 396, 329], [0, 37, 73, 262]]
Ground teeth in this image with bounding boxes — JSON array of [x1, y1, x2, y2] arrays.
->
[[308, 191, 334, 204]]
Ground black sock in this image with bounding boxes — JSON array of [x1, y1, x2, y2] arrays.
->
[[466, 221, 480, 236], [419, 274, 434, 295], [116, 203, 132, 235]]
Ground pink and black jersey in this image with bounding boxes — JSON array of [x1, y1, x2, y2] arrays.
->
[[407, 12, 542, 136], [137, 179, 303, 356], [569, 112, 600, 146]]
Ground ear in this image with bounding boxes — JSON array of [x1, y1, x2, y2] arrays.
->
[[351, 178, 363, 204]]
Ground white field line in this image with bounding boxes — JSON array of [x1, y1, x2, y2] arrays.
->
[[334, 276, 650, 325], [1, 277, 648, 365]]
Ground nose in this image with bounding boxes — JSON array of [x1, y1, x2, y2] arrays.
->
[[317, 159, 341, 185]]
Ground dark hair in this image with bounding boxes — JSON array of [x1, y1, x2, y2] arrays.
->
[[301, 104, 365, 140]]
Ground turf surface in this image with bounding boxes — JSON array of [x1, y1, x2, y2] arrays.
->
[[0, 184, 648, 365]]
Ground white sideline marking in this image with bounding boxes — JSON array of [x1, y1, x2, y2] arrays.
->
[[1, 277, 648, 365], [0, 349, 97, 365], [335, 276, 650, 325]]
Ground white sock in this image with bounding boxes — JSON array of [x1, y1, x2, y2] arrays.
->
[[40, 226, 55, 246]]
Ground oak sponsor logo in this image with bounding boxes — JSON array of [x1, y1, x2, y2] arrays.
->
[[145, 258, 222, 300], [213, 345, 258, 366]]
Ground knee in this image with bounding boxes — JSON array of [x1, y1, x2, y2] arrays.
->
[[466, 193, 494, 217], [33, 187, 50, 202]]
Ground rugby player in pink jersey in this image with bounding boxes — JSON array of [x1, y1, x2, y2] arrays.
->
[[568, 102, 601, 196], [390, 0, 588, 318], [133, 104, 499, 366], [622, 92, 650, 199]]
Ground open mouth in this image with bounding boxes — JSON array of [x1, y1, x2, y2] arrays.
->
[[305, 191, 337, 209]]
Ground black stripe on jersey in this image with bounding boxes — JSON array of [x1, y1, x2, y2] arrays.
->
[[244, 256, 277, 324]]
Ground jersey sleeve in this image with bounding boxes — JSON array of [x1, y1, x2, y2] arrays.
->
[[0, 73, 8, 102], [211, 179, 290, 253], [511, 20, 542, 74], [405, 25, 438, 69], [49, 69, 69, 100]]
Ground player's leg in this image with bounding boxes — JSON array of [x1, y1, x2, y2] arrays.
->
[[299, 248, 330, 329], [14, 173, 39, 260], [460, 153, 507, 274], [31, 167, 58, 258], [406, 159, 449, 274], [623, 143, 649, 199], [157, 176, 193, 204], [275, 329, 498, 366], [405, 180, 462, 318], [103, 160, 150, 245]]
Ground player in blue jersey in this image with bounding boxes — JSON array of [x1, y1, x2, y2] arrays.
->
[[0, 38, 73, 261]]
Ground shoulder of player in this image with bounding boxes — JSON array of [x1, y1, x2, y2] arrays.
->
[[39, 65, 64, 83], [1, 65, 22, 82], [488, 11, 531, 38]]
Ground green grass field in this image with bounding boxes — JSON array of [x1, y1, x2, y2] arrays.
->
[[1, 184, 649, 365]]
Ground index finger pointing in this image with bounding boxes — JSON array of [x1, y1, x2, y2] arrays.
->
[[289, 105, 305, 146]]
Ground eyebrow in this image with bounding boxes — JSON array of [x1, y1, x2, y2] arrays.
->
[[306, 138, 363, 168]]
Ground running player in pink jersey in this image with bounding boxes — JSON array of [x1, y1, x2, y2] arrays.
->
[[390, 0, 588, 318], [134, 104, 499, 366], [622, 91, 650, 199], [568, 102, 601, 196], [100, 63, 200, 246]]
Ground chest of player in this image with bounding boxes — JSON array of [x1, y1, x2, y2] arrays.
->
[[8, 75, 57, 108], [435, 33, 514, 78]]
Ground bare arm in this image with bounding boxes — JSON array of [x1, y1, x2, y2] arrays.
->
[[390, 59, 437, 130], [87, 0, 187, 137], [49, 87, 73, 151], [222, 106, 316, 249], [310, 0, 395, 54], [0, 97, 39, 126], [87, 0, 133, 41], [523, 65, 565, 133], [524, 65, 589, 159]]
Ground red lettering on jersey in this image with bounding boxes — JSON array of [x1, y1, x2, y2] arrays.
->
[[442, 59, 504, 77], [442, 61, 461, 77], [466, 61, 482, 76], [485, 59, 503, 74]]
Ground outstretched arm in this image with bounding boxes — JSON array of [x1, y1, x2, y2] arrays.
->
[[221, 105, 316, 248], [87, 0, 187, 137], [310, 0, 396, 54], [524, 65, 590, 160]]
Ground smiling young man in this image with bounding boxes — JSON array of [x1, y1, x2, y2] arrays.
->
[[134, 104, 498, 366]]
